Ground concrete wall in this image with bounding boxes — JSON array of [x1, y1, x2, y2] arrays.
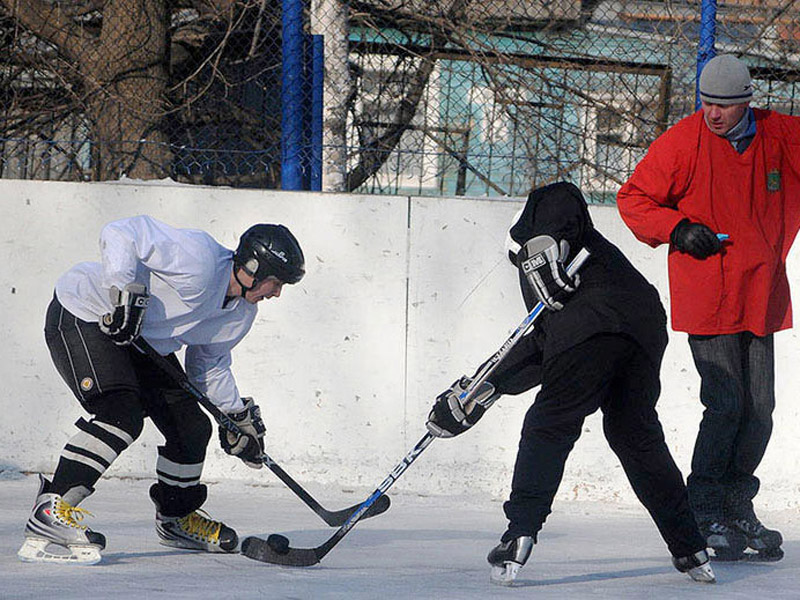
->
[[1, 179, 799, 509]]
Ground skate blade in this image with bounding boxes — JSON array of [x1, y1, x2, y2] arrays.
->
[[157, 537, 237, 554], [687, 563, 716, 584], [490, 562, 521, 586], [742, 547, 784, 562], [18, 538, 102, 565], [708, 548, 745, 562]]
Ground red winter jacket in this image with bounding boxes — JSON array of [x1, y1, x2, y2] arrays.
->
[[617, 109, 800, 335]]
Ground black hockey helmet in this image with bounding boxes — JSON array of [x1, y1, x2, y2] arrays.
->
[[234, 224, 305, 285]]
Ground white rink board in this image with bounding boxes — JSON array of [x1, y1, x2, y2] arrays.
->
[[1, 179, 799, 509], [0, 180, 409, 491]]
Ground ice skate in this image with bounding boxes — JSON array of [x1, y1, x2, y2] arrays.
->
[[730, 516, 784, 562], [672, 549, 716, 583], [155, 510, 238, 553], [488, 536, 533, 586], [149, 482, 238, 553], [699, 521, 748, 561], [17, 475, 105, 565]]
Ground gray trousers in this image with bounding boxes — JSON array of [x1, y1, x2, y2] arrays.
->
[[686, 332, 775, 523]]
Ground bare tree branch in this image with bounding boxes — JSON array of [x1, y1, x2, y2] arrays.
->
[[0, 0, 95, 60]]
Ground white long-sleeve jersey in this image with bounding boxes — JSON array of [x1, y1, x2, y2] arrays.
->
[[55, 215, 257, 413]]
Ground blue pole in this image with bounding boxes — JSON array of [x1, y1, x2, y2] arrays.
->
[[301, 33, 312, 190], [281, 0, 304, 190], [310, 35, 324, 192], [696, 0, 717, 111]]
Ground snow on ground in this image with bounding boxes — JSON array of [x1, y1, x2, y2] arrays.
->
[[1, 473, 798, 600]]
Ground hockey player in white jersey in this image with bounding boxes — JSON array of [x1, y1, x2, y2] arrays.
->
[[18, 215, 304, 565]]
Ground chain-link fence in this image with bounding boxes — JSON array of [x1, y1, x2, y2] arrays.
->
[[1, 0, 799, 200], [0, 0, 284, 186]]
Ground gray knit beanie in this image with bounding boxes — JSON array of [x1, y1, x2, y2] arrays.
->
[[699, 55, 753, 105]]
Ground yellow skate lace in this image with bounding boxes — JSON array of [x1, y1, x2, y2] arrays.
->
[[177, 510, 221, 543], [53, 499, 93, 529]]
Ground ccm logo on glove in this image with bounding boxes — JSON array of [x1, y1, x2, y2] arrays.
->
[[99, 283, 150, 346]]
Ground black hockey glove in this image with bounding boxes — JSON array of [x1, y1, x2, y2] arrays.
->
[[518, 235, 579, 311], [426, 376, 499, 438], [99, 283, 149, 345], [670, 219, 721, 259], [219, 397, 266, 469]]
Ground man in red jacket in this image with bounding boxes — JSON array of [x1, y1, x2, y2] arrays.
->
[[617, 54, 800, 562]]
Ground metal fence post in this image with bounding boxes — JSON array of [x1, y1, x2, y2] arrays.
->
[[696, 0, 717, 111], [282, 0, 304, 190], [310, 35, 324, 192]]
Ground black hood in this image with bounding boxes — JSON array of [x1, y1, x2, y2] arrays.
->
[[508, 181, 595, 263]]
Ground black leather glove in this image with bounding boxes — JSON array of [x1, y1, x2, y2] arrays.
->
[[426, 376, 499, 438], [518, 236, 579, 311], [670, 219, 721, 259], [219, 397, 266, 469], [99, 283, 149, 345]]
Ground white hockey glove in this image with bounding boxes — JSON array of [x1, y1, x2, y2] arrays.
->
[[518, 235, 579, 311], [219, 397, 266, 469], [426, 376, 499, 438], [99, 283, 150, 345]]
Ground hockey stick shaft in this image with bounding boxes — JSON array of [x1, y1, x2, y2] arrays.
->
[[132, 339, 389, 526], [459, 246, 590, 404], [326, 247, 590, 545], [320, 431, 435, 552], [241, 247, 591, 566]]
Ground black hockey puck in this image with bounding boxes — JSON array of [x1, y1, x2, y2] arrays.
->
[[266, 534, 290, 555]]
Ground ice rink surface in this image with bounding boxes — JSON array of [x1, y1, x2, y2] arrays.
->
[[1, 473, 799, 600]]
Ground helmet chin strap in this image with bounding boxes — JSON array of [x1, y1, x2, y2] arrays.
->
[[233, 267, 258, 298]]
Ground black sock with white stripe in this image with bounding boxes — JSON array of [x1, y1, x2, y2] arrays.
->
[[51, 393, 144, 500], [150, 448, 207, 517]]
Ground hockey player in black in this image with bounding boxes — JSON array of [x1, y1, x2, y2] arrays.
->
[[426, 182, 714, 585]]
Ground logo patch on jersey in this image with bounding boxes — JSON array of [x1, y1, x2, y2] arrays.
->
[[767, 169, 781, 192], [80, 377, 94, 392]]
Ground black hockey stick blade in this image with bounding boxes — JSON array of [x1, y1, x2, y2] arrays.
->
[[241, 495, 381, 567], [241, 434, 436, 567], [241, 535, 323, 567], [264, 458, 391, 526], [311, 493, 391, 527], [132, 338, 391, 528]]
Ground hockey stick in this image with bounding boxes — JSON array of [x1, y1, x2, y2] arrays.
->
[[240, 247, 591, 566], [132, 338, 390, 527]]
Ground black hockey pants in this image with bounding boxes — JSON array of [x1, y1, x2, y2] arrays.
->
[[502, 333, 706, 558], [44, 294, 212, 516]]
